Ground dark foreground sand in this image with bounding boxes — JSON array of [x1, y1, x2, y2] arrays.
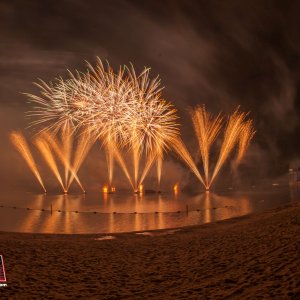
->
[[0, 202, 300, 299]]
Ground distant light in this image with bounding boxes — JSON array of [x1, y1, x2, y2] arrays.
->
[[173, 183, 179, 194], [102, 186, 108, 193]]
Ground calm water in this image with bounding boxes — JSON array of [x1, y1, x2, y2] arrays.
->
[[0, 187, 299, 234]]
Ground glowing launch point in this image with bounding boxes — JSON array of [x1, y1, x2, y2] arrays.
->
[[133, 185, 144, 194], [139, 184, 144, 194], [173, 183, 179, 194], [102, 186, 116, 194]]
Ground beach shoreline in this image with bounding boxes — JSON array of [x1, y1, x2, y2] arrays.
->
[[0, 201, 299, 299]]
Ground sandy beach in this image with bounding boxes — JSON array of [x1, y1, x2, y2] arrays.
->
[[0, 202, 299, 299]]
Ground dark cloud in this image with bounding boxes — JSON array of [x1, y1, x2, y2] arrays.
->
[[0, 0, 299, 190]]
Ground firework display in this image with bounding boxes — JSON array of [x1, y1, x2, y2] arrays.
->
[[190, 105, 223, 188], [11, 58, 254, 193], [173, 106, 255, 190]]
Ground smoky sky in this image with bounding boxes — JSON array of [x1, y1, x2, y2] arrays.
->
[[0, 0, 299, 191]]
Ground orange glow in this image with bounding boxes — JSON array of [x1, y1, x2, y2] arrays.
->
[[102, 186, 108, 193], [139, 184, 144, 194], [173, 183, 179, 194]]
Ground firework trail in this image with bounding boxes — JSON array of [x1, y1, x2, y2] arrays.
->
[[190, 105, 223, 188], [104, 139, 114, 187], [61, 122, 73, 187], [35, 128, 92, 193], [172, 138, 205, 186], [41, 132, 85, 192], [34, 137, 66, 192], [67, 131, 95, 190], [156, 148, 163, 188], [110, 142, 135, 190], [209, 108, 249, 188], [10, 132, 46, 192], [105, 138, 114, 186], [235, 120, 256, 164], [137, 152, 157, 190], [131, 128, 141, 189], [174, 106, 254, 191]]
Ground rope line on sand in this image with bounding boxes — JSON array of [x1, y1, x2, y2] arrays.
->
[[0, 204, 234, 215]]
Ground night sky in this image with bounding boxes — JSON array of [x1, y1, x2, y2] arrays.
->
[[1, 0, 299, 191]]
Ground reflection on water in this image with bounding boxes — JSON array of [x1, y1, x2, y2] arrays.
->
[[0, 188, 298, 234]]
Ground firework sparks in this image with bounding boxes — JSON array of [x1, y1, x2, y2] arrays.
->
[[41, 131, 85, 193], [209, 108, 252, 189], [25, 58, 180, 192], [61, 123, 73, 188], [156, 148, 163, 188], [34, 137, 66, 192], [174, 106, 254, 191], [21, 57, 254, 193], [235, 119, 256, 165], [172, 138, 205, 186], [67, 131, 95, 190], [190, 105, 223, 188], [10, 132, 46, 192], [84, 59, 180, 191]]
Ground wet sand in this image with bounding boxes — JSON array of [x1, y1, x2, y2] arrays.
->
[[0, 202, 299, 299]]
